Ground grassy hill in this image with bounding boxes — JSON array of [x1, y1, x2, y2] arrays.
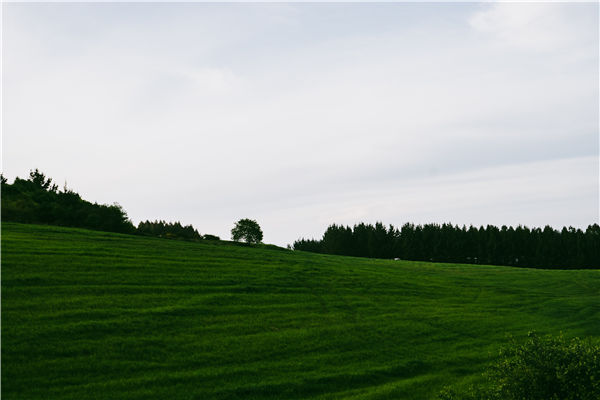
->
[[2, 222, 599, 400]]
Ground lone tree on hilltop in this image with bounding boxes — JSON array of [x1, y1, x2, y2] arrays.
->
[[231, 219, 263, 244]]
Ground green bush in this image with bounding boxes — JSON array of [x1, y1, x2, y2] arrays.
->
[[439, 332, 600, 400]]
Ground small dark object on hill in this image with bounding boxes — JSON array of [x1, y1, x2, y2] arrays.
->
[[231, 218, 263, 244], [202, 234, 220, 241], [438, 332, 600, 400]]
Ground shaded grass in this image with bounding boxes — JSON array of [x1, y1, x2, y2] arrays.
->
[[2, 222, 599, 399]]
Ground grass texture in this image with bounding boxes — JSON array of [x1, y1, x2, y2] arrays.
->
[[2, 222, 599, 399]]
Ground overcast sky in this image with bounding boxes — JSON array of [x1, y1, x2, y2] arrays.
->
[[3, 2, 599, 245]]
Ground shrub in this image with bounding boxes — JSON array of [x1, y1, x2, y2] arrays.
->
[[202, 234, 220, 241], [439, 332, 600, 400]]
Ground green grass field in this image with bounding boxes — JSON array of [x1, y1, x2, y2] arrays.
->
[[2, 222, 599, 399]]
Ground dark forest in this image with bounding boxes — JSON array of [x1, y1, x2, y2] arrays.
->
[[0, 170, 216, 241], [294, 222, 600, 269]]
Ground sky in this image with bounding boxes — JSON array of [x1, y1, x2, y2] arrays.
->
[[2, 2, 599, 246]]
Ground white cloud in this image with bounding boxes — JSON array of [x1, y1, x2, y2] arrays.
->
[[2, 3, 597, 245], [469, 3, 598, 53], [258, 156, 599, 245], [177, 67, 241, 94]]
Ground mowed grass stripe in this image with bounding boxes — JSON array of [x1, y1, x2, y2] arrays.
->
[[2, 222, 599, 399]]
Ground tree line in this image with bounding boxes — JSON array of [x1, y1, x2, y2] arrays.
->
[[137, 220, 220, 241], [293, 222, 600, 269], [4, 169, 598, 268], [1, 170, 219, 241]]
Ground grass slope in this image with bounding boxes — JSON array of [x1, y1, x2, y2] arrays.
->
[[2, 222, 599, 400]]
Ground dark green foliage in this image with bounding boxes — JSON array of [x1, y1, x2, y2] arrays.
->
[[28, 168, 58, 192], [439, 333, 600, 400], [1, 170, 212, 241], [202, 234, 220, 241], [137, 220, 201, 240], [294, 222, 600, 269], [231, 218, 263, 243], [2, 223, 599, 400], [293, 237, 323, 253], [1, 170, 135, 234]]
